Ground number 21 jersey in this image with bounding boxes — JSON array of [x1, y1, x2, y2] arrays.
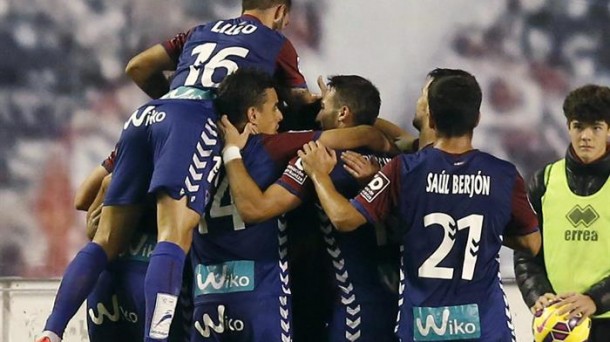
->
[[352, 147, 538, 341]]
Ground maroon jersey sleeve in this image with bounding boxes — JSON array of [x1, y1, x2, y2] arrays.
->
[[261, 131, 321, 165], [275, 40, 307, 89], [275, 156, 313, 200], [351, 157, 402, 224], [505, 174, 539, 236], [101, 147, 117, 173], [161, 28, 195, 64]]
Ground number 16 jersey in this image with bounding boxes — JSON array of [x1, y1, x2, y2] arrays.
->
[[351, 146, 539, 341]]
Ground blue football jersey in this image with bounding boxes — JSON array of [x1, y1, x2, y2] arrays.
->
[[352, 146, 538, 341], [189, 131, 320, 305], [277, 149, 398, 340], [165, 15, 306, 92]]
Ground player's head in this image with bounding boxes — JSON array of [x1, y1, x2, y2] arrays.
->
[[216, 68, 283, 135], [316, 75, 381, 130], [414, 68, 474, 131], [562, 84, 610, 163], [242, 0, 291, 30], [427, 71, 482, 138]]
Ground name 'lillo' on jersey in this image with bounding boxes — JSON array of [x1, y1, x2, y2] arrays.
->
[[425, 171, 491, 197]]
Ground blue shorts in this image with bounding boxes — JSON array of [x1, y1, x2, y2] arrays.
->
[[86, 264, 147, 341], [86, 233, 192, 342], [191, 296, 292, 342], [105, 98, 221, 215]]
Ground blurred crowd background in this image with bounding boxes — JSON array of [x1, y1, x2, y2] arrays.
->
[[1, 0, 609, 277]]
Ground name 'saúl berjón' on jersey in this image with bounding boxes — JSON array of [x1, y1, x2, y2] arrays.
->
[[425, 171, 491, 197]]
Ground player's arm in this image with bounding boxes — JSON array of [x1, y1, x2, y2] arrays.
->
[[85, 174, 112, 239], [374, 118, 418, 153], [220, 116, 302, 223], [319, 125, 399, 155], [503, 172, 541, 256], [225, 159, 302, 223], [74, 165, 110, 211], [513, 167, 556, 310], [503, 232, 541, 256], [299, 141, 367, 231], [275, 40, 321, 109], [126, 44, 177, 99]]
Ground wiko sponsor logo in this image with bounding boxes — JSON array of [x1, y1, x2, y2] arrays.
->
[[119, 233, 156, 262], [413, 304, 480, 341], [88, 295, 139, 325], [195, 305, 245, 337], [123, 105, 167, 129], [195, 260, 255, 295]]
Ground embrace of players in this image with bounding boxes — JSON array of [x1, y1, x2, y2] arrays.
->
[[34, 0, 610, 341]]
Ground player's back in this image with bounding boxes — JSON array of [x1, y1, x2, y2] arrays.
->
[[170, 15, 291, 92], [395, 147, 519, 341]]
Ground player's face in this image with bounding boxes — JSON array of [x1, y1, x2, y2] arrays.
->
[[252, 88, 283, 134], [568, 120, 610, 163], [316, 88, 340, 130], [413, 79, 432, 131]]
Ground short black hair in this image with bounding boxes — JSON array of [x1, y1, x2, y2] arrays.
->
[[215, 68, 276, 127], [327, 75, 380, 125], [427, 68, 473, 80], [563, 84, 610, 125], [242, 0, 291, 11], [427, 72, 482, 137]]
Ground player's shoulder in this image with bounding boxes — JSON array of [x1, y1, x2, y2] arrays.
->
[[472, 149, 520, 177]]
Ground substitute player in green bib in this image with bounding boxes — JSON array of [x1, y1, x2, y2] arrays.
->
[[514, 84, 610, 341]]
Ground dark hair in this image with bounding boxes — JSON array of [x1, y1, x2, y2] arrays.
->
[[563, 84, 610, 125], [215, 68, 276, 126], [427, 68, 473, 80], [427, 72, 482, 137], [327, 75, 380, 125], [242, 0, 291, 11]]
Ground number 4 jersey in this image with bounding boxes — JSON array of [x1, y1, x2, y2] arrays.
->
[[351, 146, 539, 341], [189, 131, 320, 341]]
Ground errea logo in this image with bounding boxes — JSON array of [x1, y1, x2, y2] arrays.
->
[[564, 205, 600, 241], [566, 204, 599, 227], [360, 173, 390, 203]]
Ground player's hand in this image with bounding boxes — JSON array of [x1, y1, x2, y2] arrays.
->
[[556, 292, 596, 324], [219, 115, 257, 150], [298, 141, 337, 176], [531, 293, 559, 314], [86, 203, 102, 240], [341, 151, 380, 184], [317, 75, 328, 97]]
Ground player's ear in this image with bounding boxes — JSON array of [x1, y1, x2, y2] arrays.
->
[[273, 4, 287, 23], [247, 106, 258, 124], [338, 106, 350, 124], [428, 111, 436, 130]]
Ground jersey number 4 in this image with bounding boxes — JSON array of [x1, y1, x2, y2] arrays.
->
[[198, 176, 245, 234], [185, 43, 250, 88], [418, 213, 483, 281]]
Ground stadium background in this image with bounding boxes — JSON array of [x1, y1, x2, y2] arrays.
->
[[1, 0, 609, 340]]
